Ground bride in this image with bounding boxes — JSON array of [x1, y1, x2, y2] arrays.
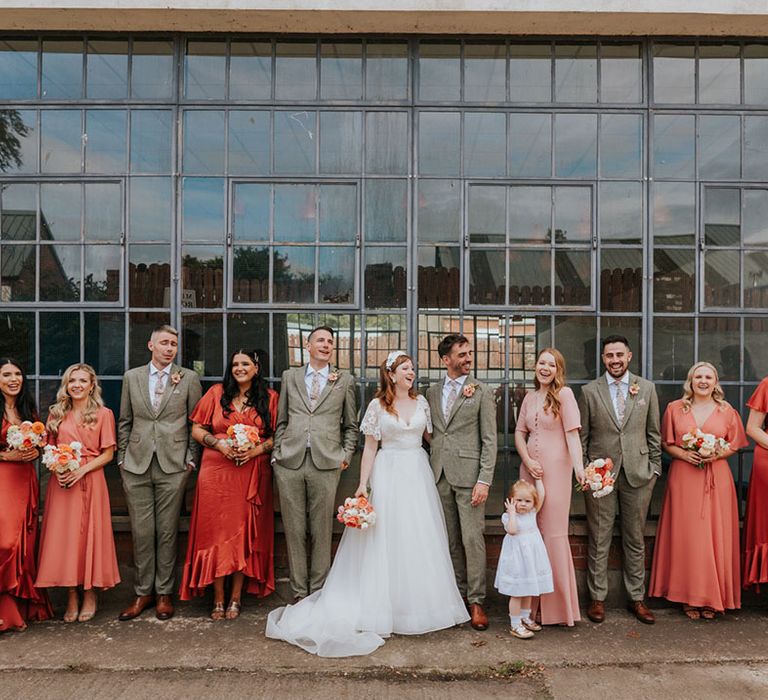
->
[[266, 351, 469, 657]]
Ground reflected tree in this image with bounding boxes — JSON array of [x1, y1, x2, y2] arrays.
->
[[0, 110, 29, 172]]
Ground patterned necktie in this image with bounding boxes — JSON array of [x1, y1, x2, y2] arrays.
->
[[444, 379, 459, 420], [309, 371, 321, 410], [153, 371, 167, 411], [614, 380, 626, 423]]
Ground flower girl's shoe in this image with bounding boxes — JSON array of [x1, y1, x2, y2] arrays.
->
[[521, 617, 542, 632], [510, 624, 534, 639]]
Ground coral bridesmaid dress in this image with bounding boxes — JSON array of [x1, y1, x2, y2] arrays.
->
[[743, 378, 768, 590]]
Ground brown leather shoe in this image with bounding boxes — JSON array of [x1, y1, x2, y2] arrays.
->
[[628, 600, 655, 625], [156, 595, 175, 620], [587, 600, 605, 623], [469, 603, 488, 631], [118, 595, 155, 621]]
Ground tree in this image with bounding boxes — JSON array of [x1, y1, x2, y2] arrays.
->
[[0, 110, 29, 172]]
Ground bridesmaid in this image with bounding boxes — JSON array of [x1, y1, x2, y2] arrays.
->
[[179, 349, 278, 619], [36, 364, 120, 622], [515, 348, 584, 626], [649, 361, 747, 619], [0, 358, 53, 632]]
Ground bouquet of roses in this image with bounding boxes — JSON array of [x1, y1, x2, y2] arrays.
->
[[226, 423, 261, 450], [337, 496, 376, 530], [42, 442, 82, 474], [681, 429, 729, 467], [6, 420, 47, 450], [578, 457, 616, 499]]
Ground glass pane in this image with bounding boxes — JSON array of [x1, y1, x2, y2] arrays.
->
[[275, 41, 316, 100], [320, 42, 362, 100], [419, 43, 460, 102], [42, 39, 83, 99], [599, 182, 642, 243], [365, 247, 406, 308], [653, 182, 695, 245], [274, 110, 316, 174], [129, 244, 170, 307], [699, 115, 740, 180], [182, 313, 223, 377], [129, 177, 171, 242], [0, 39, 38, 99], [653, 248, 695, 312], [319, 111, 362, 174], [464, 112, 506, 176], [41, 109, 81, 173], [182, 177, 225, 242], [417, 246, 460, 309], [131, 110, 172, 173], [704, 249, 740, 307], [600, 44, 641, 103], [40, 312, 79, 375], [0, 312, 35, 372], [228, 110, 270, 176], [365, 111, 408, 174], [131, 40, 174, 99], [553, 316, 597, 380], [417, 179, 460, 243], [509, 186, 550, 243], [464, 43, 506, 102], [84, 312, 124, 375], [554, 186, 591, 243], [653, 316, 693, 381], [365, 180, 406, 243], [510, 44, 551, 102], [230, 40, 271, 100], [653, 44, 695, 103], [744, 189, 768, 246], [366, 43, 408, 101], [85, 183, 121, 241], [744, 116, 768, 180], [85, 109, 127, 174], [600, 248, 642, 312], [129, 312, 170, 367], [554, 113, 596, 177], [275, 184, 315, 242], [227, 313, 270, 362], [0, 109, 37, 174], [85, 245, 120, 302], [419, 112, 460, 176], [183, 110, 225, 174], [39, 244, 80, 301], [468, 185, 505, 244], [745, 44, 768, 105], [0, 244, 35, 301], [182, 245, 224, 308], [470, 248, 506, 305], [274, 246, 315, 303], [185, 40, 225, 99], [555, 44, 597, 103], [745, 317, 768, 379], [319, 247, 355, 304], [744, 251, 768, 308], [319, 184, 356, 242], [653, 114, 695, 178], [555, 249, 591, 306], [600, 113, 641, 178], [1, 184, 36, 241], [87, 40, 127, 99], [233, 183, 269, 241], [699, 44, 740, 104], [699, 317, 740, 380], [509, 250, 552, 305], [704, 188, 740, 246], [41, 183, 80, 241], [508, 113, 551, 177], [232, 245, 269, 303]]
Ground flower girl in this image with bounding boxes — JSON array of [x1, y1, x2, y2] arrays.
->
[[494, 479, 553, 639]]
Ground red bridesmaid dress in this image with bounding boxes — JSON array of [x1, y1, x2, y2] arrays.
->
[[743, 378, 768, 590]]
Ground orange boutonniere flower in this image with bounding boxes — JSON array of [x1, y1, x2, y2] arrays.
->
[[463, 383, 478, 398], [170, 371, 183, 386], [628, 380, 640, 397], [328, 371, 339, 383]]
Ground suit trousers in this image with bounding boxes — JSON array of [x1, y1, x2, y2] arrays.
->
[[584, 469, 656, 602], [274, 450, 341, 597], [436, 474, 487, 605], [122, 455, 188, 596]]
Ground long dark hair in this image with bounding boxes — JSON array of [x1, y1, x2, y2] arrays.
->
[[220, 349, 272, 438], [0, 357, 39, 424]]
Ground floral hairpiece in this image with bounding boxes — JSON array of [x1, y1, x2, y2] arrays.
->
[[385, 350, 407, 371]]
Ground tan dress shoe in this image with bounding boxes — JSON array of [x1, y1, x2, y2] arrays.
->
[[587, 600, 605, 623], [469, 603, 489, 630], [156, 595, 175, 620], [628, 600, 655, 625], [118, 595, 155, 621]]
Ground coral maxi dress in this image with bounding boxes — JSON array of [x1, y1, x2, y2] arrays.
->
[[649, 400, 747, 611], [0, 419, 53, 631], [180, 384, 278, 600]]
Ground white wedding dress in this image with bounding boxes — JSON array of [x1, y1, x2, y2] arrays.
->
[[266, 395, 470, 657]]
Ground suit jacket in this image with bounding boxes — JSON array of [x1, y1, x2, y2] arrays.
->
[[272, 366, 358, 471], [117, 363, 202, 475], [426, 376, 498, 488], [578, 373, 661, 488]]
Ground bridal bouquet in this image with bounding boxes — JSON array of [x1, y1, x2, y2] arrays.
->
[[42, 442, 82, 474], [578, 457, 616, 499], [681, 429, 729, 467], [337, 496, 376, 530], [6, 420, 47, 449], [226, 423, 261, 450]]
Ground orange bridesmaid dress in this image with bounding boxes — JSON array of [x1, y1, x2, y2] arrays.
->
[[649, 400, 747, 611], [0, 419, 53, 631], [35, 407, 120, 590], [743, 378, 768, 590]]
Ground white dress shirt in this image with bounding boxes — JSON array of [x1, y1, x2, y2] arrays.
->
[[305, 363, 330, 399], [606, 371, 629, 422], [149, 362, 172, 399]]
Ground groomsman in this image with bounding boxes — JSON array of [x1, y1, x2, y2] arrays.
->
[[272, 326, 358, 601], [426, 334, 497, 630], [578, 335, 661, 625], [117, 325, 202, 621]]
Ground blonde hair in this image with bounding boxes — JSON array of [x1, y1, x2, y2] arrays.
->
[[508, 479, 541, 510], [681, 361, 727, 413], [534, 347, 567, 419], [47, 363, 104, 435], [376, 354, 417, 416], [150, 324, 178, 342]]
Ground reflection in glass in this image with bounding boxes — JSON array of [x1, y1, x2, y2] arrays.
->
[[745, 318, 768, 379], [554, 113, 596, 177], [745, 45, 768, 105], [555, 44, 597, 103], [470, 248, 506, 305], [601, 44, 641, 103], [464, 44, 506, 101], [275, 184, 315, 242], [510, 44, 551, 102], [555, 250, 590, 306], [700, 317, 740, 380], [653, 114, 695, 178], [0, 312, 35, 371], [227, 313, 271, 366], [320, 42, 362, 100], [129, 244, 170, 307], [553, 315, 597, 380], [232, 245, 269, 303], [416, 313, 462, 379], [131, 110, 172, 173], [228, 110, 270, 175], [653, 44, 695, 103], [704, 188, 740, 246], [744, 252, 768, 309], [417, 180, 460, 243], [464, 112, 506, 176], [40, 312, 79, 375], [509, 186, 550, 242], [599, 182, 642, 243], [600, 248, 642, 311], [365, 112, 408, 174], [185, 41, 226, 99], [275, 41, 317, 100], [699, 115, 740, 180], [554, 187, 591, 243], [744, 116, 768, 180], [129, 178, 171, 242], [418, 246, 459, 309], [39, 244, 80, 301], [129, 312, 170, 367], [600, 317, 642, 372], [0, 39, 38, 99], [653, 248, 695, 312], [509, 113, 551, 177], [84, 312, 124, 375], [319, 184, 356, 242], [319, 247, 355, 303], [183, 110, 225, 174], [182, 313, 223, 377], [320, 111, 362, 173], [41, 109, 81, 173], [653, 182, 695, 244], [509, 250, 551, 305], [87, 40, 128, 99], [182, 178, 225, 242], [600, 114, 641, 178], [365, 180, 406, 242], [744, 189, 768, 247], [419, 43, 460, 101], [274, 246, 314, 303], [699, 44, 740, 104], [0, 109, 37, 174], [85, 110, 127, 174], [704, 250, 740, 307], [419, 112, 460, 176], [85, 245, 120, 302], [42, 39, 83, 99], [182, 245, 224, 308], [366, 43, 408, 101], [0, 244, 35, 301], [132, 40, 174, 99], [468, 185, 505, 244], [230, 41, 272, 100], [85, 183, 121, 241], [653, 317, 693, 381], [274, 110, 316, 174], [1, 184, 36, 240], [41, 183, 80, 241], [232, 183, 269, 241], [365, 246, 406, 308]]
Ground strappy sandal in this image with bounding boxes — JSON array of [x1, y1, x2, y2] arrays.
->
[[211, 602, 225, 621], [701, 607, 717, 620], [225, 600, 241, 620], [77, 607, 97, 622], [63, 608, 79, 623], [682, 605, 701, 620]]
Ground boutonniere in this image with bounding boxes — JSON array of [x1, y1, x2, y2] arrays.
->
[[170, 371, 183, 386], [327, 371, 339, 383], [628, 380, 640, 397], [463, 383, 478, 398]]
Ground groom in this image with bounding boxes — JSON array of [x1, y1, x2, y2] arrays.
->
[[578, 335, 661, 625], [426, 334, 497, 630]]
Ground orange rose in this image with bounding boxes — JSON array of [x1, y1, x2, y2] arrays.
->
[[32, 422, 46, 435]]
